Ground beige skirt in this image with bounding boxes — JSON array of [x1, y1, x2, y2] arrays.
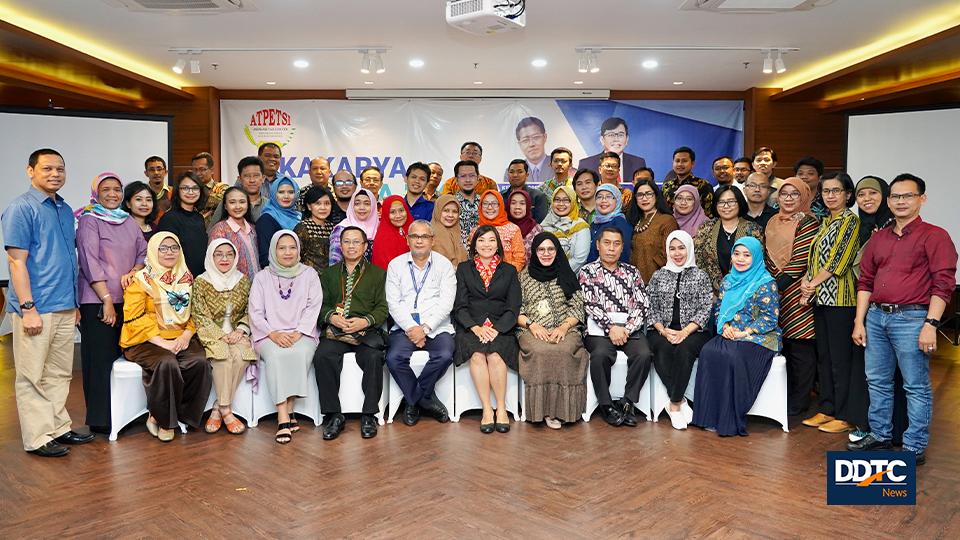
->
[[518, 331, 589, 423]]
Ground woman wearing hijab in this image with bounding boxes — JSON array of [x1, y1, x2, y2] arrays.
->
[[647, 230, 713, 430], [209, 186, 259, 281], [430, 194, 469, 266], [764, 177, 820, 418], [471, 190, 526, 270], [248, 230, 324, 444], [120, 232, 212, 442], [517, 232, 588, 429], [587, 184, 633, 264], [630, 178, 678, 283], [371, 194, 413, 269], [329, 188, 378, 266], [76, 172, 149, 434], [256, 177, 301, 268], [507, 190, 543, 264], [157, 172, 209, 277], [294, 185, 336, 273], [540, 185, 590, 273], [693, 185, 764, 293], [454, 225, 522, 434], [193, 239, 256, 435], [673, 184, 709, 237], [692, 236, 781, 437]]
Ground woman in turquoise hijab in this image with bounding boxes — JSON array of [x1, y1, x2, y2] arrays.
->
[[691, 236, 781, 436], [255, 177, 302, 268], [586, 183, 633, 264]]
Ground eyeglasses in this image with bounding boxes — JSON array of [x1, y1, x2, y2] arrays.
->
[[744, 183, 769, 191], [888, 192, 920, 201], [457, 173, 478, 180], [821, 187, 846, 196], [602, 131, 627, 140], [554, 197, 571, 204], [600, 163, 619, 170], [180, 186, 201, 193], [157, 245, 181, 254], [518, 134, 545, 146], [212, 252, 236, 260], [481, 202, 500, 209], [192, 167, 210, 173], [674, 196, 695, 203], [715, 199, 738, 208], [779, 191, 801, 200], [635, 192, 655, 200], [341, 239, 366, 246], [333, 180, 356, 187], [408, 234, 434, 240]]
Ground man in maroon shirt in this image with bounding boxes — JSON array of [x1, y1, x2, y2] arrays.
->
[[848, 173, 957, 465]]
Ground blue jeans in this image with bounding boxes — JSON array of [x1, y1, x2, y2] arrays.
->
[[865, 306, 932, 452]]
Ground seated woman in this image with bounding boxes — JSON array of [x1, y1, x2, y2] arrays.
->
[[294, 185, 336, 273], [329, 188, 378, 265], [587, 184, 632, 264], [540, 185, 590, 272], [193, 239, 257, 435], [629, 178, 678, 283], [507, 190, 543, 263], [471, 190, 526, 270], [248, 230, 324, 444], [517, 232, 588, 429], [76, 172, 148, 434], [672, 185, 709, 238], [120, 180, 158, 242], [430, 194, 469, 266], [371, 194, 413, 269], [693, 184, 764, 293], [646, 230, 713, 430], [208, 186, 259, 280], [256, 178, 301, 268], [692, 237, 781, 436], [120, 232, 212, 442], [454, 225, 522, 434]]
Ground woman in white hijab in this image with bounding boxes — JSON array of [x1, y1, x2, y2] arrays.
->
[[645, 230, 714, 430], [193, 238, 257, 435]]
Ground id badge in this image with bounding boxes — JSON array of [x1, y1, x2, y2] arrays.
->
[[411, 312, 421, 324]]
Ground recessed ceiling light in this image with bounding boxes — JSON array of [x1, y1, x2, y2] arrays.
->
[[293, 59, 309, 69], [409, 58, 425, 68], [364, 81, 374, 85], [573, 80, 584, 85], [642, 59, 658, 69], [531, 58, 547, 68], [473, 81, 483, 85], [266, 81, 277, 86], [672, 81, 684, 85]]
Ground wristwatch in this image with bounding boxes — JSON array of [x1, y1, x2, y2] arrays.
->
[[924, 318, 941, 328], [19, 301, 36, 311]]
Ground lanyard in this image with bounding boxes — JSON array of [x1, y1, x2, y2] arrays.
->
[[407, 257, 433, 310]]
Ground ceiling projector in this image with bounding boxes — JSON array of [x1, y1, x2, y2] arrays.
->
[[446, 0, 526, 36]]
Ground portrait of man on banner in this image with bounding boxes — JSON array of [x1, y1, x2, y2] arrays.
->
[[577, 116, 647, 183]]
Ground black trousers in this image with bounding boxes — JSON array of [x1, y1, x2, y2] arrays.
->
[[783, 338, 817, 416], [648, 330, 710, 402], [313, 339, 384, 415], [79, 303, 122, 429], [584, 333, 652, 407], [813, 305, 868, 425]]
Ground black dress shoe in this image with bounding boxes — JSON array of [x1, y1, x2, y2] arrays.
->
[[495, 421, 510, 433], [403, 403, 421, 426], [619, 399, 638, 427], [55, 430, 95, 445], [28, 441, 69, 457], [360, 415, 378, 439], [321, 413, 345, 440], [846, 433, 892, 452], [915, 451, 926, 466], [600, 405, 624, 427], [419, 398, 450, 423], [480, 422, 495, 434]]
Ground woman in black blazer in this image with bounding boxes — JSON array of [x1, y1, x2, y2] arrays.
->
[[454, 225, 522, 434]]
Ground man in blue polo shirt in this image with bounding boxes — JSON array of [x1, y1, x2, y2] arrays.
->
[[402, 162, 435, 222], [2, 148, 94, 457]]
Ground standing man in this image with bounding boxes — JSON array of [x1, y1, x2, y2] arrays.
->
[[577, 117, 646, 182], [331, 170, 358, 224], [360, 165, 386, 206], [711, 156, 735, 189], [501, 159, 549, 222], [298, 156, 332, 209], [732, 157, 753, 185], [403, 162, 436, 221], [453, 160, 482, 246], [440, 142, 498, 195], [540, 147, 574, 197], [794, 156, 827, 219], [579, 226, 653, 427], [574, 170, 600, 225], [2, 148, 94, 457], [598, 152, 633, 210], [191, 151, 228, 225], [742, 172, 777, 228], [144, 155, 172, 217], [425, 162, 443, 201], [256, 142, 290, 200], [511, 117, 549, 185], [752, 146, 783, 205], [385, 220, 457, 425], [660, 146, 714, 218], [209, 156, 268, 223], [849, 173, 957, 465]]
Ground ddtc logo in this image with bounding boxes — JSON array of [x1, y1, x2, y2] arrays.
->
[[827, 451, 916, 505]]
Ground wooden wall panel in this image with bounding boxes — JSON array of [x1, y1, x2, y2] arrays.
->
[[149, 86, 220, 179]]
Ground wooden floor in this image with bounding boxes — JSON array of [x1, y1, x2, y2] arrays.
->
[[1, 334, 958, 539]]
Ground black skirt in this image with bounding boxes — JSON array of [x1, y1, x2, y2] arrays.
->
[[454, 330, 519, 371]]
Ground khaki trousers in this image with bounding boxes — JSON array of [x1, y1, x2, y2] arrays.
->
[[12, 310, 76, 451], [211, 343, 249, 406]]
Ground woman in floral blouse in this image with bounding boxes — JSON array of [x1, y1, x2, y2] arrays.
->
[[294, 185, 335, 273], [693, 185, 764, 293]]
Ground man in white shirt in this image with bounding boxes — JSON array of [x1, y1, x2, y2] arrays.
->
[[385, 220, 457, 426]]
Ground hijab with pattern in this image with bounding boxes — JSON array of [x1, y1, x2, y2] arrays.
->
[[540, 185, 589, 238], [592, 184, 624, 224], [75, 172, 130, 224], [137, 231, 193, 326]]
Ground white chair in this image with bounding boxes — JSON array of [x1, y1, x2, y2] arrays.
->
[[452, 362, 521, 422], [321, 353, 389, 426], [109, 358, 188, 441], [247, 361, 322, 427], [583, 351, 653, 422], [650, 364, 693, 423], [684, 355, 789, 432], [386, 350, 454, 423]]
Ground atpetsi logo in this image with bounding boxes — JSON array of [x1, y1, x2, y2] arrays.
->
[[827, 451, 916, 505]]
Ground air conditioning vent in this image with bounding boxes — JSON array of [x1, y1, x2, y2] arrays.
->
[[680, 0, 827, 13], [102, 0, 255, 13]]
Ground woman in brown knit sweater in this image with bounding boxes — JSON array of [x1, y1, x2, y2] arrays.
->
[[629, 178, 678, 283]]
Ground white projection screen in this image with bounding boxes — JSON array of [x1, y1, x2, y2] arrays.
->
[[0, 108, 171, 283], [847, 107, 960, 283]]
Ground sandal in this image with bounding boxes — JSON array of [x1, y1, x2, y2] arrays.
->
[[204, 410, 223, 434], [289, 413, 300, 433], [275, 422, 292, 444], [223, 413, 246, 435]]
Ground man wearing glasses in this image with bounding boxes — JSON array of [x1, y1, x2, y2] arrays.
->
[[192, 152, 228, 226], [440, 142, 498, 196], [597, 152, 634, 211], [330, 170, 356, 224], [577, 117, 646, 185], [453, 160, 483, 246], [741, 172, 777, 228]]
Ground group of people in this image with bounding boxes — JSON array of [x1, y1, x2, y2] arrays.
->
[[3, 142, 955, 469]]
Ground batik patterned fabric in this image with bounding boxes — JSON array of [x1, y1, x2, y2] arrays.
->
[[577, 260, 649, 334], [807, 209, 860, 307]]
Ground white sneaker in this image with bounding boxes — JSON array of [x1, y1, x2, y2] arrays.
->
[[682, 399, 694, 424], [544, 416, 562, 430], [667, 409, 688, 430]]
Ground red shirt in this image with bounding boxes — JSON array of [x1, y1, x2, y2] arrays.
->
[[858, 216, 957, 305]]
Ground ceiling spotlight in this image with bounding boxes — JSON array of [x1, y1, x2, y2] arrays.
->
[[372, 51, 385, 74], [473, 81, 483, 85], [293, 59, 309, 69], [190, 59, 201, 74], [363, 81, 374, 85], [673, 81, 684, 85], [360, 51, 372, 74], [531, 58, 547, 68], [762, 50, 773, 74], [641, 59, 658, 69], [265, 81, 277, 85], [573, 80, 584, 85], [409, 58, 424, 68], [775, 50, 786, 74], [172, 58, 185, 74]]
